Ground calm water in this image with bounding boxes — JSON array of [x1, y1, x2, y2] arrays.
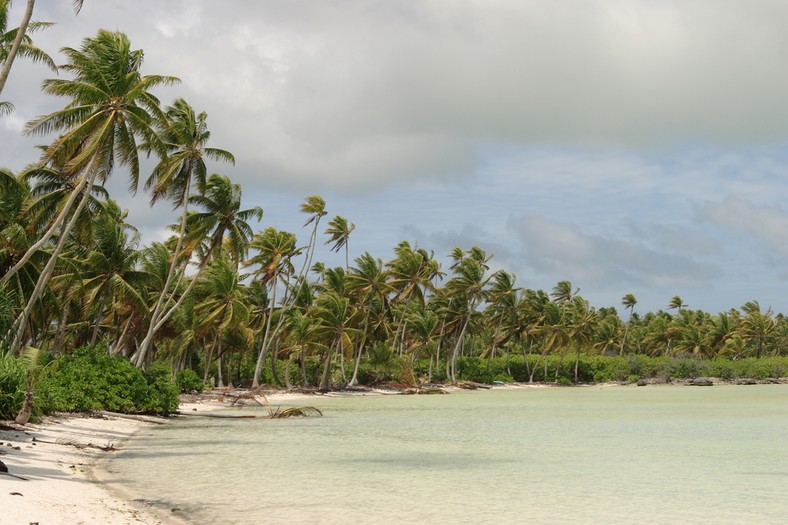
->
[[109, 385, 788, 524]]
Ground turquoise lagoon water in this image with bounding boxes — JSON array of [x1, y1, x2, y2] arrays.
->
[[109, 385, 788, 524]]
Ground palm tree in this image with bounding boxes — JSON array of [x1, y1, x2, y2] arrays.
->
[[738, 300, 774, 358], [668, 295, 686, 312], [141, 98, 235, 362], [297, 195, 327, 279], [444, 247, 490, 381], [483, 270, 519, 359], [619, 293, 637, 355], [568, 296, 596, 382], [312, 290, 359, 391], [0, 0, 57, 110], [324, 215, 355, 270], [551, 280, 578, 304], [387, 241, 443, 354], [246, 226, 300, 387], [8, 30, 177, 354], [78, 200, 149, 346], [346, 252, 392, 386], [195, 253, 251, 384], [133, 173, 261, 367]]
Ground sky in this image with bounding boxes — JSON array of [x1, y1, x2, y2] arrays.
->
[[2, 0, 788, 315]]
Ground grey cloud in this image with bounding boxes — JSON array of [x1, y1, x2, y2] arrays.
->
[[506, 214, 718, 291], [700, 196, 788, 261], [6, 1, 788, 189]]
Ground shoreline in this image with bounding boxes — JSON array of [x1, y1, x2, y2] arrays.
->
[[2, 380, 785, 525], [0, 412, 182, 525]]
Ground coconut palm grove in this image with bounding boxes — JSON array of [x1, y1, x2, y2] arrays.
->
[[2, 24, 787, 419]]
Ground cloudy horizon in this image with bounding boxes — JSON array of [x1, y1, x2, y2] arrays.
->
[[3, 0, 788, 315]]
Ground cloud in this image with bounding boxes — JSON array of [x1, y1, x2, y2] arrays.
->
[[506, 214, 718, 290], [7, 0, 787, 190], [700, 196, 788, 261]]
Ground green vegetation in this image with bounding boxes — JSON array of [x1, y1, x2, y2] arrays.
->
[[1, 25, 787, 423]]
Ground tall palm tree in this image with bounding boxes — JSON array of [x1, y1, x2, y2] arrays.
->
[[312, 290, 359, 391], [8, 30, 177, 354], [483, 270, 519, 359], [346, 252, 392, 386], [324, 215, 355, 270], [133, 173, 261, 367], [619, 293, 637, 355], [297, 195, 327, 279], [141, 98, 235, 361], [444, 247, 490, 381], [668, 295, 686, 312], [78, 200, 149, 346], [195, 253, 251, 384], [738, 300, 774, 358], [246, 226, 300, 387], [0, 0, 56, 111]]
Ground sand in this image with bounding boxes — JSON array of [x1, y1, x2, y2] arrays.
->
[[0, 412, 189, 525]]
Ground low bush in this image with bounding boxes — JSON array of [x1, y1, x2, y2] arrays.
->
[[0, 355, 25, 420], [42, 343, 178, 414], [176, 368, 206, 393]]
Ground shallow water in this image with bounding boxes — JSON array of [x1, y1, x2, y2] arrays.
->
[[110, 385, 788, 524]]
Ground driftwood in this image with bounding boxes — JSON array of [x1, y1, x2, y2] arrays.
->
[[96, 411, 167, 424], [177, 413, 258, 419], [31, 436, 117, 451]]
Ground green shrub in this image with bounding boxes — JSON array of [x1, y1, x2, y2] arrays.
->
[[176, 368, 205, 393], [0, 354, 25, 420], [43, 343, 178, 414]]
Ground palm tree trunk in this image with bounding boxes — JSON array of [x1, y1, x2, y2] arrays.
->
[[252, 270, 277, 387], [203, 331, 219, 383], [270, 340, 281, 386], [89, 292, 108, 345], [10, 166, 98, 355], [299, 349, 309, 387], [1, 168, 91, 287], [134, 238, 216, 368], [284, 357, 293, 390], [348, 310, 370, 386], [0, 0, 35, 96], [450, 315, 471, 382], [216, 346, 224, 388], [136, 185, 191, 365], [319, 340, 335, 392]]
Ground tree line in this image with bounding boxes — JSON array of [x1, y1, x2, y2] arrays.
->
[[2, 25, 787, 394]]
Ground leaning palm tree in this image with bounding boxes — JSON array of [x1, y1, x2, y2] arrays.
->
[[444, 248, 490, 381], [619, 293, 637, 355], [133, 173, 261, 367], [0, 0, 56, 111], [78, 200, 149, 346], [324, 215, 355, 270], [0, 0, 83, 97], [246, 226, 300, 387], [141, 98, 235, 360], [7, 30, 177, 354], [194, 253, 250, 384], [297, 195, 327, 278]]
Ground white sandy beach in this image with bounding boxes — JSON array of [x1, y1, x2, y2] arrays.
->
[[0, 412, 183, 525]]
